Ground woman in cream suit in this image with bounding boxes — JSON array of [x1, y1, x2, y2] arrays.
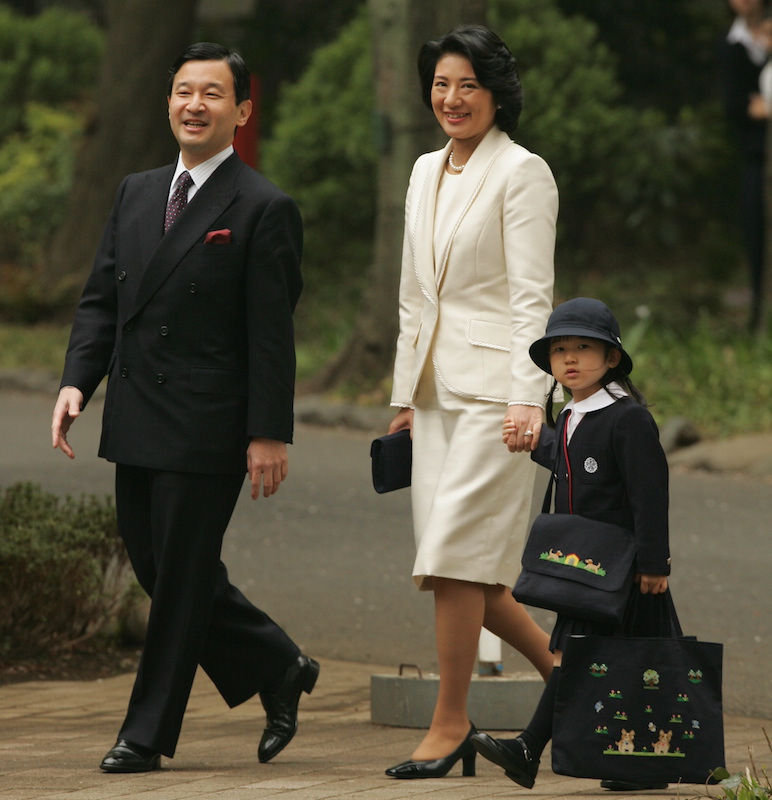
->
[[385, 26, 558, 779]]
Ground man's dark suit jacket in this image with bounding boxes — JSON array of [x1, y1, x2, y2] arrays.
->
[[62, 152, 303, 474]]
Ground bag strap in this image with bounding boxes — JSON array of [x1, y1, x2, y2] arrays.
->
[[540, 411, 569, 513], [621, 588, 684, 638]]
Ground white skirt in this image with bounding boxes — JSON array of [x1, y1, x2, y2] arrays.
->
[[410, 369, 537, 591]]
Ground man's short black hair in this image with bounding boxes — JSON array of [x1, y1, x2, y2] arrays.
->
[[168, 42, 251, 104]]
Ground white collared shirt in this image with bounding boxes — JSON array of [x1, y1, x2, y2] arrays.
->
[[562, 382, 628, 444], [167, 145, 234, 203], [727, 17, 768, 67]]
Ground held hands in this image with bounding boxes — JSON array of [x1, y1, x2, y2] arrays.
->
[[247, 438, 288, 499], [51, 386, 84, 459], [502, 405, 543, 453], [636, 574, 669, 595]]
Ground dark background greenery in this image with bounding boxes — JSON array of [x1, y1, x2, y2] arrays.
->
[[1, 0, 768, 437]]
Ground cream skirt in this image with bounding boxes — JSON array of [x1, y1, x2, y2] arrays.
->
[[410, 369, 537, 591]]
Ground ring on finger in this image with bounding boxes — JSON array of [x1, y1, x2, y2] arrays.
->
[[524, 430, 534, 436]]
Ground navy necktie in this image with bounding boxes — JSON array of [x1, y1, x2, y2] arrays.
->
[[164, 171, 194, 233]]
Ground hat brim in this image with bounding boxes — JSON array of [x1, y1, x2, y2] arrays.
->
[[529, 326, 633, 376]]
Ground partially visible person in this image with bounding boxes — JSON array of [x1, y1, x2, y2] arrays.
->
[[472, 297, 671, 793], [720, 0, 770, 331], [51, 42, 317, 773], [384, 25, 557, 780]]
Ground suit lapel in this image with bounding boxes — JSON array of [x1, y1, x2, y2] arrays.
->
[[432, 127, 512, 291], [127, 154, 242, 320]]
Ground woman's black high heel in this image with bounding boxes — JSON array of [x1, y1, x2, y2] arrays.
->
[[385, 724, 478, 779]]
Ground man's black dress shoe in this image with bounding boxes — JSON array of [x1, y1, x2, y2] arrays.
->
[[258, 654, 320, 763], [471, 732, 539, 789], [600, 779, 669, 791], [385, 724, 478, 778], [100, 739, 161, 773]]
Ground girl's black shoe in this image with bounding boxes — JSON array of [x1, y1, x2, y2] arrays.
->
[[471, 732, 539, 789], [385, 724, 477, 779]]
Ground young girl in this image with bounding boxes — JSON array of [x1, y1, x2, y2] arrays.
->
[[471, 297, 671, 791]]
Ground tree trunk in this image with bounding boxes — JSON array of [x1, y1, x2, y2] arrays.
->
[[763, 118, 772, 338], [43, 0, 200, 311], [307, 0, 487, 394]]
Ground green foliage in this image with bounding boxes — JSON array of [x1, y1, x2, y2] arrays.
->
[[0, 103, 84, 267], [0, 482, 133, 658], [0, 6, 103, 318], [494, 0, 735, 281], [689, 728, 771, 799], [0, 6, 103, 140], [265, 0, 740, 350], [262, 6, 376, 340], [617, 310, 772, 439]]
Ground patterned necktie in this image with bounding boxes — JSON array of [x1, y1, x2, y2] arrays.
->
[[164, 171, 194, 233]]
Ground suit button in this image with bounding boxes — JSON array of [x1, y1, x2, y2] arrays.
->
[[120, 368, 129, 378], [156, 373, 165, 384], [124, 321, 134, 332], [160, 325, 169, 336], [189, 283, 198, 293], [117, 271, 127, 281]]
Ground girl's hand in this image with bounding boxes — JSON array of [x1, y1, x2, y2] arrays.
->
[[502, 405, 543, 453], [636, 574, 669, 595]]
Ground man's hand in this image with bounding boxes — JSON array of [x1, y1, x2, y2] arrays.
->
[[52, 386, 84, 460], [247, 438, 288, 499]]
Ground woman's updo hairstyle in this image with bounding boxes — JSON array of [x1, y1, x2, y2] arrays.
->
[[417, 25, 524, 136]]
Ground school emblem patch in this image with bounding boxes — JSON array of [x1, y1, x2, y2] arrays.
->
[[584, 456, 599, 474]]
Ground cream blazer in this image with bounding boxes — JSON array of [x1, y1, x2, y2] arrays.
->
[[391, 126, 558, 408]]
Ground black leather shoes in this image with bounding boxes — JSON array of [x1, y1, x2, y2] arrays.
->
[[258, 654, 320, 763], [600, 780, 669, 791], [471, 732, 539, 789], [100, 739, 161, 773], [385, 724, 478, 778]]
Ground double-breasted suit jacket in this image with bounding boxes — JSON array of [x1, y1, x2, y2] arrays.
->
[[391, 126, 558, 409], [62, 151, 303, 474], [60, 151, 304, 757]]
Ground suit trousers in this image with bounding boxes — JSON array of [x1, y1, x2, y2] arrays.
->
[[114, 464, 300, 757]]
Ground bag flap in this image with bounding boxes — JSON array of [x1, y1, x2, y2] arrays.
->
[[522, 513, 636, 592]]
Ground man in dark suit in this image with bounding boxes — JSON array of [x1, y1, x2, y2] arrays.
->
[[51, 42, 318, 773]]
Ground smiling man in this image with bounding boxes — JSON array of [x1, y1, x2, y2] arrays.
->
[[51, 42, 318, 773]]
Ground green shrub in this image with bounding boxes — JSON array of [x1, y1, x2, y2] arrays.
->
[[0, 482, 133, 659], [0, 6, 103, 141], [264, 0, 738, 347], [0, 103, 84, 268]]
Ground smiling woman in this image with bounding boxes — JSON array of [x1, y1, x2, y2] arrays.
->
[[430, 53, 498, 168], [384, 24, 558, 780]]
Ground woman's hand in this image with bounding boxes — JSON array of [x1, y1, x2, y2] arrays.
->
[[636, 574, 669, 595], [389, 407, 414, 437], [502, 404, 543, 453]]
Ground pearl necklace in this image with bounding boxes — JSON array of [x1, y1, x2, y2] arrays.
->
[[448, 150, 465, 172]]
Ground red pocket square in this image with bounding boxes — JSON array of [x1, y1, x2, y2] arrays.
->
[[205, 229, 232, 244]]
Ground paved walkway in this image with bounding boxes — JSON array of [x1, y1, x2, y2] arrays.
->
[[1, 657, 767, 799]]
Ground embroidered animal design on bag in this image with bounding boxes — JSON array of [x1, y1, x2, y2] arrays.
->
[[585, 559, 602, 573], [546, 549, 563, 561], [652, 730, 673, 754], [615, 729, 635, 753]]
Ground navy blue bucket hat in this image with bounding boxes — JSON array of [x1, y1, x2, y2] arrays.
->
[[529, 297, 633, 376]]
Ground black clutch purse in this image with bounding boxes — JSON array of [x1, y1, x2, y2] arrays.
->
[[370, 429, 412, 493]]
